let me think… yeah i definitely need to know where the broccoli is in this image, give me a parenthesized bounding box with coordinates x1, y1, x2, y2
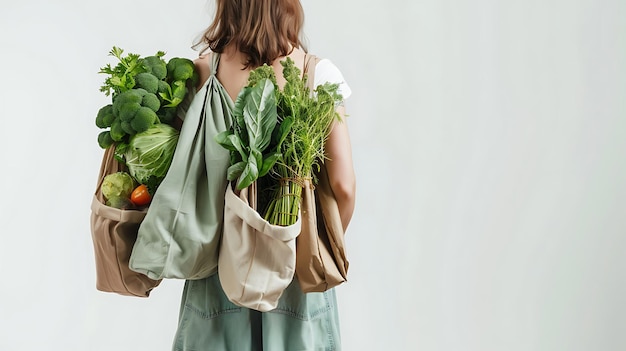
(130, 107, 158, 133)
(121, 120, 134, 134)
(142, 92, 160, 112)
(110, 119, 126, 141)
(134, 72, 159, 94)
(142, 54, 167, 80)
(167, 57, 197, 82)
(96, 104, 115, 128)
(118, 102, 139, 122)
(98, 131, 114, 149)
(111, 88, 161, 136)
(96, 48, 201, 149)
(112, 89, 142, 115)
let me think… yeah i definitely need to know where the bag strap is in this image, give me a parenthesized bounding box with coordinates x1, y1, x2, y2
(210, 52, 220, 76)
(94, 146, 125, 196)
(303, 53, 320, 92)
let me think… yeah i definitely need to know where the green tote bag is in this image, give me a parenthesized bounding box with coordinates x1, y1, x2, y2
(129, 54, 233, 280)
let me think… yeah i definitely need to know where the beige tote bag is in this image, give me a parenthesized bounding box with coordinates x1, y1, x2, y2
(294, 55, 350, 293)
(296, 163, 349, 292)
(218, 182, 301, 312)
(90, 146, 161, 297)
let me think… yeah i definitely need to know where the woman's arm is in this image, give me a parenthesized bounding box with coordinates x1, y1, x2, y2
(324, 106, 356, 232)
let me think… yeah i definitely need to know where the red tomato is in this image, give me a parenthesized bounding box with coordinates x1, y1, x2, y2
(130, 184, 151, 206)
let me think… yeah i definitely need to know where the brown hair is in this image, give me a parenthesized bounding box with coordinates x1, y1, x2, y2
(194, 0, 305, 68)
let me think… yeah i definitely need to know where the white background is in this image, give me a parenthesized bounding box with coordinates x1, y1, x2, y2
(1, 0, 625, 350)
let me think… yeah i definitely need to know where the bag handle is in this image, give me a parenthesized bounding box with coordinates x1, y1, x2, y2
(95, 147, 113, 192)
(94, 146, 125, 196)
(210, 52, 220, 77)
(303, 53, 320, 92)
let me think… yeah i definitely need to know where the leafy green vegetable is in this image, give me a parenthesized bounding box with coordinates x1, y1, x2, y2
(96, 47, 199, 149)
(99, 47, 145, 97)
(124, 123, 179, 192)
(155, 57, 198, 108)
(159, 80, 188, 108)
(215, 78, 280, 190)
(215, 57, 343, 224)
(95, 47, 200, 196)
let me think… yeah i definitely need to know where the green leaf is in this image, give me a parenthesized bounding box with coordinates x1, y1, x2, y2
(227, 161, 246, 181)
(232, 86, 250, 144)
(114, 142, 129, 164)
(233, 86, 250, 119)
(159, 81, 186, 107)
(237, 157, 259, 190)
(243, 78, 277, 153)
(275, 116, 294, 147)
(259, 151, 281, 177)
(163, 97, 183, 108)
(215, 130, 236, 151)
(124, 124, 179, 186)
(228, 134, 247, 161)
(251, 149, 263, 171)
(171, 81, 187, 100)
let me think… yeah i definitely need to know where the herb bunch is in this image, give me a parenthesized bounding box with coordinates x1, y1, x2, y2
(262, 58, 343, 226)
(216, 57, 343, 226)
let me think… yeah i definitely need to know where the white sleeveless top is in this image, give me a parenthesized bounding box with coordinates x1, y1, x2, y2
(314, 59, 352, 100)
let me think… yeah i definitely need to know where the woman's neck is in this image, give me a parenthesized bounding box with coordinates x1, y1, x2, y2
(221, 43, 301, 68)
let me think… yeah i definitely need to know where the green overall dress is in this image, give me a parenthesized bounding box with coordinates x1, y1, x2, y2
(172, 53, 342, 351)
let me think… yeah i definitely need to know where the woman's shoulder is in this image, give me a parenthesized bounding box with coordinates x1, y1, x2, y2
(193, 53, 213, 89)
(194, 53, 212, 73)
(307, 55, 352, 100)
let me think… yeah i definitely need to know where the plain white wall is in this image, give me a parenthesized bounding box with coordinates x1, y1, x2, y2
(1, 0, 624, 350)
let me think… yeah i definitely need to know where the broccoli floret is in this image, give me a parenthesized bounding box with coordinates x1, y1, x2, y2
(167, 57, 196, 82)
(134, 72, 159, 94)
(130, 107, 158, 133)
(96, 104, 115, 128)
(143, 55, 167, 80)
(142, 92, 160, 112)
(111, 88, 161, 134)
(112, 90, 142, 115)
(121, 120, 135, 134)
(103, 109, 116, 127)
(118, 102, 140, 122)
(110, 119, 126, 141)
(98, 131, 114, 149)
